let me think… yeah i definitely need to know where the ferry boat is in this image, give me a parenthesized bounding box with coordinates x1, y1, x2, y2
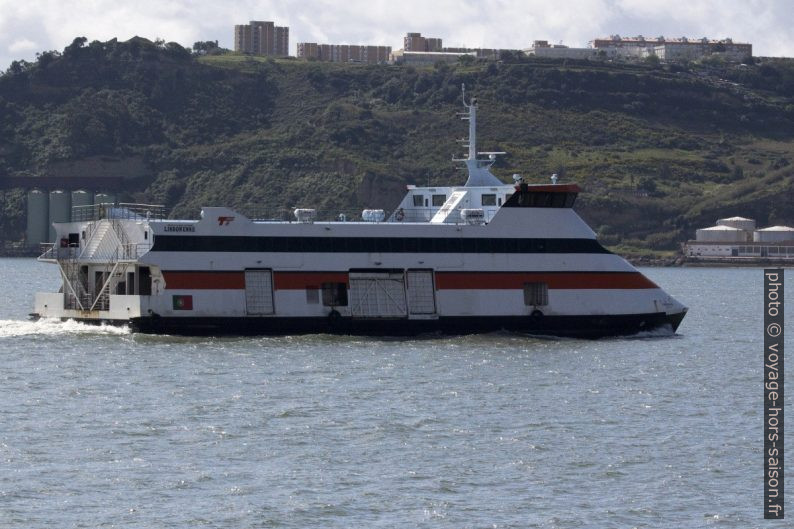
(32, 88, 687, 337)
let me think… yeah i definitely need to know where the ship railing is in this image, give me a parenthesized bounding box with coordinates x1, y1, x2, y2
(386, 208, 497, 223)
(387, 208, 434, 223)
(119, 242, 151, 261)
(71, 203, 166, 222)
(38, 242, 81, 261)
(238, 207, 497, 224)
(39, 241, 150, 263)
(240, 207, 380, 222)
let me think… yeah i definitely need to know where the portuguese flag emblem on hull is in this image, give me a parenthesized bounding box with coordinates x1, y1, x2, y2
(172, 295, 193, 310)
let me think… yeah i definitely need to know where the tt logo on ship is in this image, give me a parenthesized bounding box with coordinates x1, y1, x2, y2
(217, 216, 235, 226)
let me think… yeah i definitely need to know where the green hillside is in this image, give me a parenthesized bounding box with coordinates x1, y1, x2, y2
(1, 37, 794, 254)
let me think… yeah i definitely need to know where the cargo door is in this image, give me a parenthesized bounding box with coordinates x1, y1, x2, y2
(349, 272, 407, 318)
(406, 270, 436, 315)
(245, 269, 274, 315)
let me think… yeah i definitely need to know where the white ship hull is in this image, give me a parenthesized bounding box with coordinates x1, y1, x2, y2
(32, 200, 687, 338)
(32, 90, 687, 337)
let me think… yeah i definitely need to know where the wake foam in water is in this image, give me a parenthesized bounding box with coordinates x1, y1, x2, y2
(0, 318, 130, 338)
(629, 324, 676, 339)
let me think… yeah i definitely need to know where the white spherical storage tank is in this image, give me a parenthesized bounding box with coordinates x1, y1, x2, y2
(753, 226, 794, 243)
(26, 189, 49, 248)
(48, 190, 71, 243)
(71, 190, 93, 207)
(94, 192, 116, 206)
(71, 190, 93, 222)
(695, 225, 747, 242)
(717, 216, 756, 231)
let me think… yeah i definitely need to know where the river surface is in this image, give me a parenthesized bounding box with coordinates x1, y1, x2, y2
(0, 258, 790, 528)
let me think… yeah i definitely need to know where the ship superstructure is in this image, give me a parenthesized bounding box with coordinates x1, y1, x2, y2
(33, 88, 687, 337)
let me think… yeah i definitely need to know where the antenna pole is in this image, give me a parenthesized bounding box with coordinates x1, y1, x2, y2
(468, 97, 477, 161)
(461, 83, 477, 161)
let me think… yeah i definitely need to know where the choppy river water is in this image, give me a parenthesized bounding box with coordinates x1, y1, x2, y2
(0, 259, 790, 528)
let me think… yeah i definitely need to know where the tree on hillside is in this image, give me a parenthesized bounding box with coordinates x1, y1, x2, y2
(64, 37, 87, 58)
(193, 40, 220, 55)
(499, 50, 519, 62)
(644, 54, 660, 67)
(5, 60, 30, 75)
(35, 50, 60, 69)
(458, 54, 475, 66)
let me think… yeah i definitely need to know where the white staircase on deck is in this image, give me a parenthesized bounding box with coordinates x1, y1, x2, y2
(430, 190, 468, 224)
(80, 220, 129, 262)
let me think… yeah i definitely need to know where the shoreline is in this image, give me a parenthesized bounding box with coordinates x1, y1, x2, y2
(0, 248, 40, 258)
(625, 256, 794, 268)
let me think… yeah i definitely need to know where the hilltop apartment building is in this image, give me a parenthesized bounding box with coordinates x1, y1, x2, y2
(296, 43, 391, 64)
(392, 33, 517, 64)
(404, 32, 443, 52)
(234, 20, 289, 56)
(591, 35, 752, 61)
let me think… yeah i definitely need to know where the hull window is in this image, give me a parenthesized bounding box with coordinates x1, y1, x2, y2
(406, 270, 436, 315)
(349, 272, 407, 318)
(523, 282, 549, 306)
(245, 269, 274, 315)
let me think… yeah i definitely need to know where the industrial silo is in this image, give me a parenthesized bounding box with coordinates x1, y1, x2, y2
(70, 190, 93, 221)
(717, 216, 756, 231)
(753, 226, 794, 243)
(695, 225, 746, 242)
(25, 189, 49, 249)
(48, 190, 71, 243)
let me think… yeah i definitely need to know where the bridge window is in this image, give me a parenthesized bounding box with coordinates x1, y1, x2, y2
(506, 191, 578, 208)
(413, 195, 424, 207)
(432, 194, 446, 206)
(481, 194, 496, 206)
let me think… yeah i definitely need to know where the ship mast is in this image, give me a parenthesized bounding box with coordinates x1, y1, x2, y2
(463, 84, 477, 161)
(454, 84, 505, 187)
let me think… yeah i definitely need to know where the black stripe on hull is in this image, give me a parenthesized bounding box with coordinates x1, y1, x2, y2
(115, 311, 686, 339)
(151, 235, 610, 254)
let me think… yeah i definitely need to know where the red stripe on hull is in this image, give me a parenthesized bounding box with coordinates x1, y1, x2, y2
(435, 272, 657, 290)
(274, 272, 349, 290)
(163, 271, 245, 290)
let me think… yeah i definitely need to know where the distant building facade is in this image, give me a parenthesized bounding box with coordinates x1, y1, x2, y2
(404, 32, 443, 52)
(591, 35, 752, 61)
(523, 40, 606, 60)
(397, 33, 514, 63)
(234, 20, 289, 56)
(296, 43, 391, 64)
